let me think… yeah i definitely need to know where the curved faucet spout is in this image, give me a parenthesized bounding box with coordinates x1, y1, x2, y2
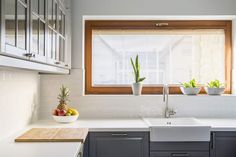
(163, 84, 176, 118)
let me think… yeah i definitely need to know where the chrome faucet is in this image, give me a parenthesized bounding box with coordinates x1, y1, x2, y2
(163, 84, 176, 118)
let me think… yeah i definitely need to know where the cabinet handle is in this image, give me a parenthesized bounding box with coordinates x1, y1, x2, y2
(24, 53, 35, 58)
(171, 153, 189, 157)
(55, 61, 60, 64)
(65, 64, 69, 67)
(111, 133, 127, 136)
(211, 132, 216, 149)
(156, 23, 169, 27)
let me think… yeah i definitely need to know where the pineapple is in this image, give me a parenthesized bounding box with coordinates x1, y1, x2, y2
(57, 85, 70, 111)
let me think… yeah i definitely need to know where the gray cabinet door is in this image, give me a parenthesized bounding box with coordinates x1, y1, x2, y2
(211, 132, 236, 157)
(89, 132, 149, 157)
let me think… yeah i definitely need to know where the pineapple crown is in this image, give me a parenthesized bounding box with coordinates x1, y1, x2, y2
(57, 85, 70, 103)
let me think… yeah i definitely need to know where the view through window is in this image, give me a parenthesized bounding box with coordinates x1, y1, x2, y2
(92, 29, 225, 86)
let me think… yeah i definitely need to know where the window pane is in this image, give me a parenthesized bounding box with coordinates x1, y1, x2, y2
(53, 1, 57, 29)
(92, 29, 225, 86)
(32, 15, 39, 53)
(58, 10, 65, 36)
(39, 21, 45, 56)
(58, 10, 62, 34)
(32, 0, 39, 14)
(39, 0, 45, 19)
(53, 31, 57, 59)
(5, 0, 16, 46)
(48, 0, 53, 27)
(17, 2, 26, 50)
(59, 36, 65, 62)
(48, 28, 53, 59)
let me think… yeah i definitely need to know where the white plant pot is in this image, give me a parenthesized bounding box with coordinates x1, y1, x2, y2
(204, 87, 225, 95)
(132, 83, 142, 95)
(180, 87, 201, 95)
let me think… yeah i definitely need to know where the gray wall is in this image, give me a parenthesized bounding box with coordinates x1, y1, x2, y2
(71, 0, 236, 68)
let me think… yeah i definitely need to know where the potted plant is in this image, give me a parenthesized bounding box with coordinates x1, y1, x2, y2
(130, 55, 146, 95)
(180, 79, 201, 95)
(205, 79, 225, 95)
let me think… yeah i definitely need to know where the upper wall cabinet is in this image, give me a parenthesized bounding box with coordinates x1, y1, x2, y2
(0, 0, 71, 74)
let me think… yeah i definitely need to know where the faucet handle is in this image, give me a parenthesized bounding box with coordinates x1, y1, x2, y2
(169, 108, 177, 115)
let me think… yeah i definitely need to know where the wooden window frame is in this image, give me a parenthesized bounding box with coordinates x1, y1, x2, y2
(85, 20, 232, 94)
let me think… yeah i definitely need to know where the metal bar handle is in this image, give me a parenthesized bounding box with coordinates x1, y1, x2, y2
(211, 132, 216, 149)
(171, 153, 189, 157)
(111, 133, 127, 136)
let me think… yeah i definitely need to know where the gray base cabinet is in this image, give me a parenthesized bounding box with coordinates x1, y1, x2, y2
(88, 132, 149, 157)
(210, 132, 236, 157)
(150, 142, 210, 157)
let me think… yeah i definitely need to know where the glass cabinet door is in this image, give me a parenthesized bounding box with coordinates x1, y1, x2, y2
(5, 0, 28, 57)
(30, 0, 46, 62)
(17, 2, 27, 50)
(57, 6, 67, 67)
(46, 0, 68, 67)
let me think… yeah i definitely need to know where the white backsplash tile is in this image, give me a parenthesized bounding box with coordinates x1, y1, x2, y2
(0, 68, 40, 140)
(39, 69, 236, 120)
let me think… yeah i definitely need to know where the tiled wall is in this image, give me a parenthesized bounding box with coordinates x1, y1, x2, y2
(0, 69, 40, 140)
(39, 69, 236, 120)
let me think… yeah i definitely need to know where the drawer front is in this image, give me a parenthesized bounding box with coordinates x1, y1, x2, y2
(150, 142, 210, 151)
(151, 151, 209, 157)
(90, 132, 149, 138)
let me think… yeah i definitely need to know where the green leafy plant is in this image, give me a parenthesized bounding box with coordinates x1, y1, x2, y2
(207, 79, 225, 88)
(130, 55, 146, 83)
(181, 79, 198, 88)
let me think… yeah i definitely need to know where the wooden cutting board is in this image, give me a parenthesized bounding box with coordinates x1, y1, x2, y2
(15, 128, 88, 143)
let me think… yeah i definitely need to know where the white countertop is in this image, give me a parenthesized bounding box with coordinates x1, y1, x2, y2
(1, 118, 236, 157)
(198, 118, 236, 131)
(31, 118, 150, 132)
(0, 131, 81, 157)
(28, 118, 236, 132)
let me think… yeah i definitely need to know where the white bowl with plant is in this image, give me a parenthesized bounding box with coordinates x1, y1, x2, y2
(130, 55, 146, 95)
(204, 79, 225, 95)
(52, 85, 79, 123)
(180, 79, 201, 95)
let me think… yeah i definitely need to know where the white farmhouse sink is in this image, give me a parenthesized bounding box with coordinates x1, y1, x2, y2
(144, 118, 211, 142)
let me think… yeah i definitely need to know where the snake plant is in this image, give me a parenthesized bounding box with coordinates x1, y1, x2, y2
(130, 55, 146, 83)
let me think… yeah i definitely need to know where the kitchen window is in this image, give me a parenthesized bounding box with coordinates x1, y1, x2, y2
(85, 20, 232, 94)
